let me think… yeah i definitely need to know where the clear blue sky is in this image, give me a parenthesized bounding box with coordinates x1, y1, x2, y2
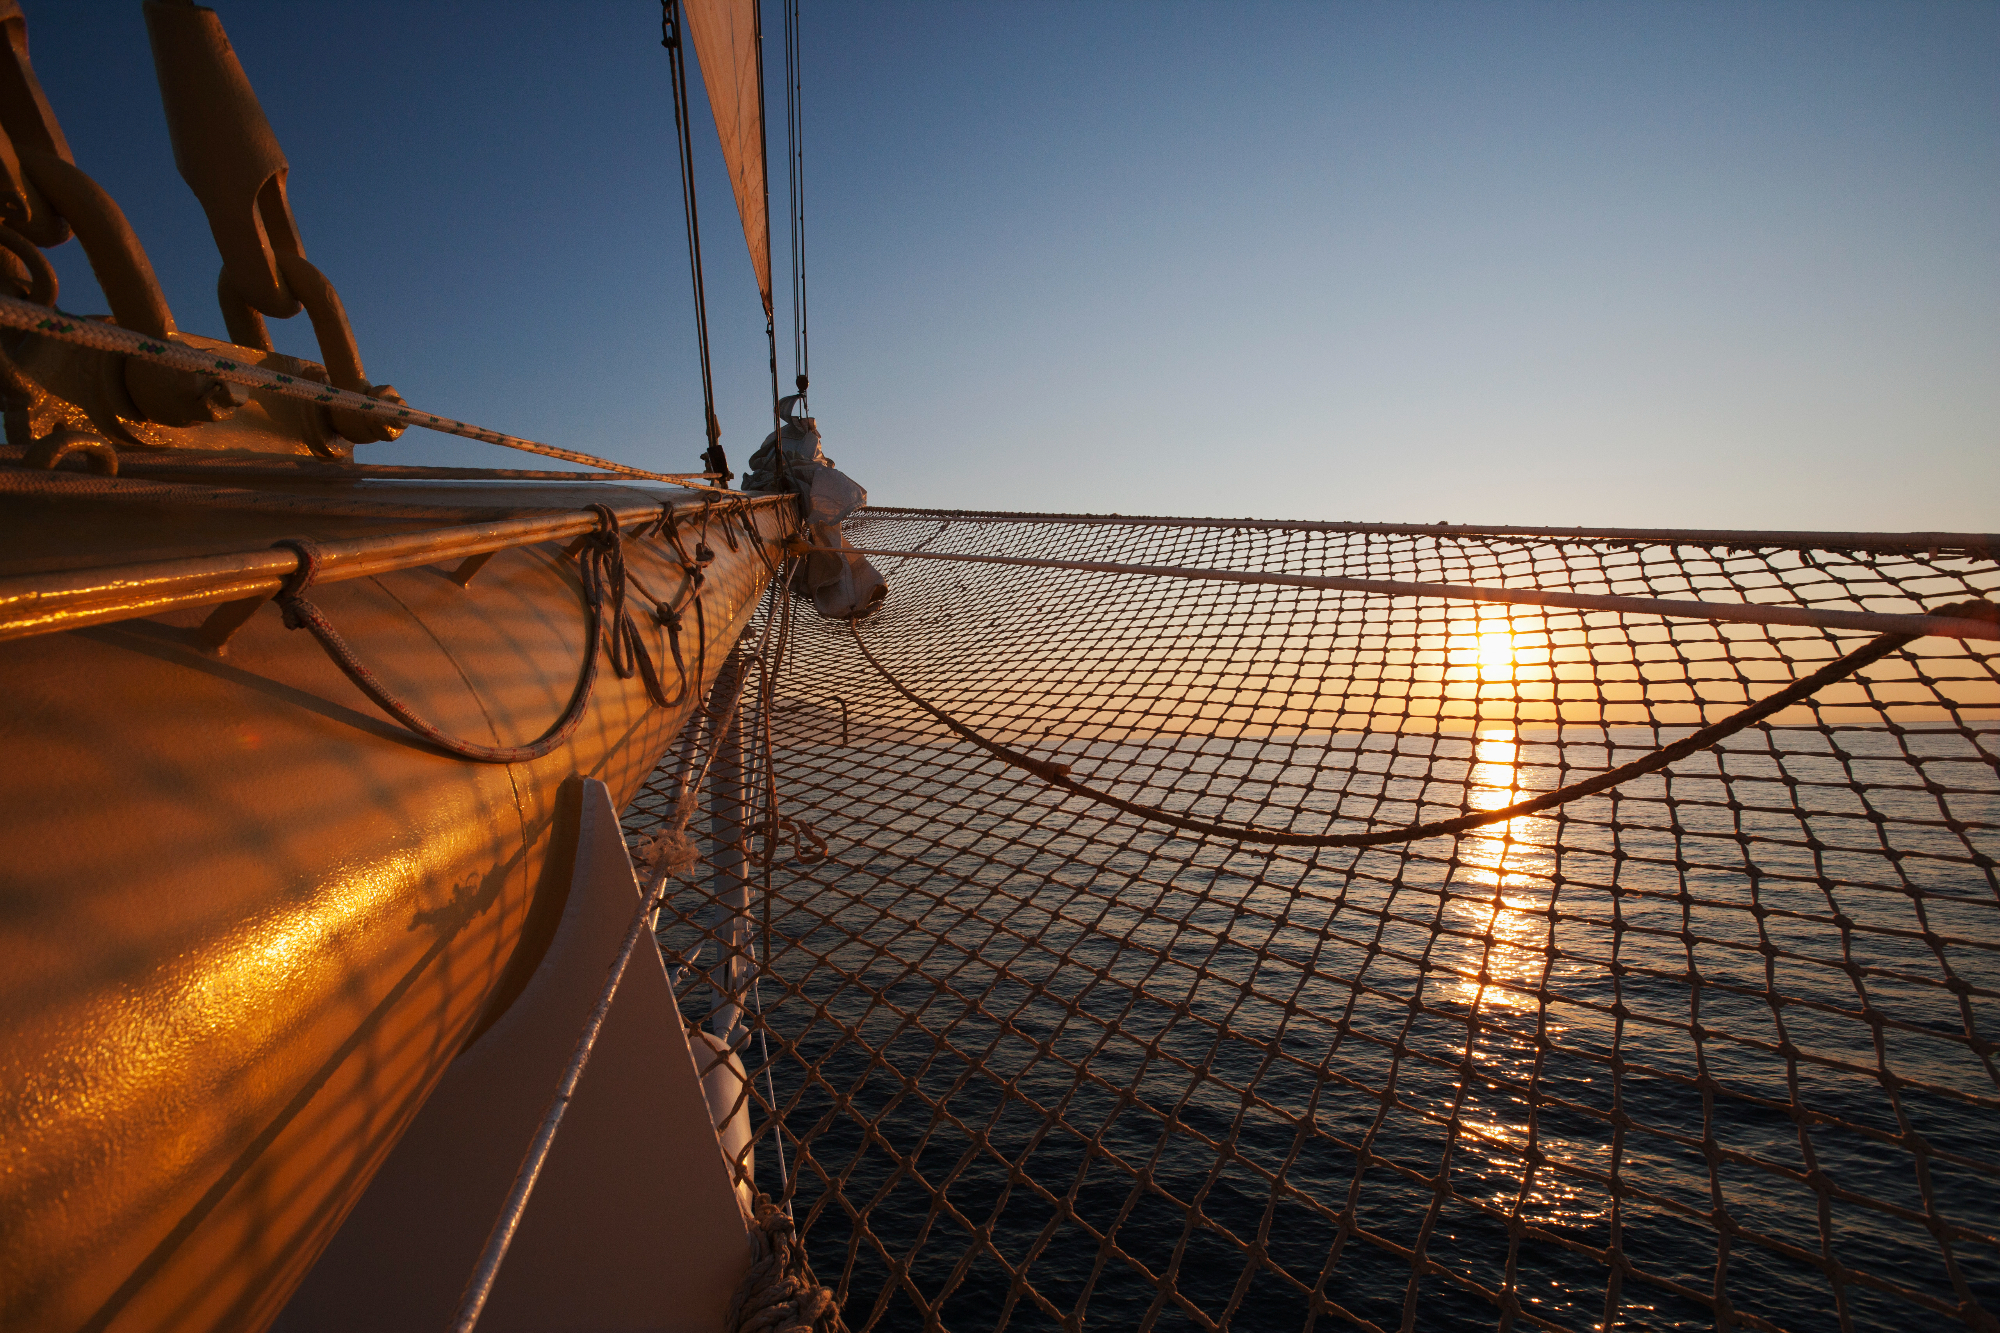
(29, 2, 2000, 530)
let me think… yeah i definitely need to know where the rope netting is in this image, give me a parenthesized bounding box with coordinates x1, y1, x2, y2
(625, 510, 2000, 1333)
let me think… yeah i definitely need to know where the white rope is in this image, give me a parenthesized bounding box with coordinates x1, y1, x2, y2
(0, 294, 714, 487)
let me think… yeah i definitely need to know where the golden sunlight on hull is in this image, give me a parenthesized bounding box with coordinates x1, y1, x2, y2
(0, 488, 788, 1333)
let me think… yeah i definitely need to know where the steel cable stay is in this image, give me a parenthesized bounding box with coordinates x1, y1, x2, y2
(661, 0, 728, 483)
(848, 600, 1997, 849)
(782, 0, 809, 406)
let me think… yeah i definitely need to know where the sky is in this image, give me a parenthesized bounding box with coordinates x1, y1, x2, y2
(26, 1, 2000, 531)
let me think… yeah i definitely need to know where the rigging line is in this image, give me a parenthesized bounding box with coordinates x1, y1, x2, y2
(661, 0, 724, 478)
(854, 505, 2000, 558)
(754, 567, 798, 1210)
(812, 545, 2000, 643)
(745, 13, 803, 508)
(782, 0, 808, 399)
(0, 295, 721, 489)
(266, 508, 698, 765)
(748, 0, 792, 501)
(848, 604, 1995, 849)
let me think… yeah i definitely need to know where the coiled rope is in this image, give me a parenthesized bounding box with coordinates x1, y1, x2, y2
(274, 534, 602, 763)
(849, 598, 1997, 848)
(726, 1196, 843, 1333)
(580, 503, 680, 709)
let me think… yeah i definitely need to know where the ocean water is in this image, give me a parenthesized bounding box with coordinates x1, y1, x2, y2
(655, 724, 2000, 1331)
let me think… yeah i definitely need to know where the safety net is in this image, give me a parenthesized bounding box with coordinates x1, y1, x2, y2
(623, 509, 2000, 1333)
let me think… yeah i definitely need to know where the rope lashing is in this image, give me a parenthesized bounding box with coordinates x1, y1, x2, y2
(746, 814, 828, 867)
(271, 501, 756, 763)
(0, 292, 714, 487)
(637, 644, 757, 883)
(849, 598, 1997, 849)
(725, 1195, 843, 1333)
(638, 506, 718, 707)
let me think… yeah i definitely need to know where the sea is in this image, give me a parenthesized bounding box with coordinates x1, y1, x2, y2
(659, 723, 1999, 1331)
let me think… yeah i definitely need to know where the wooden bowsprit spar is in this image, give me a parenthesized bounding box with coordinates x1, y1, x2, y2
(0, 1, 818, 1331)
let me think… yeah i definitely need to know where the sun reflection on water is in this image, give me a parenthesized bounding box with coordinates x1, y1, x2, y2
(1439, 726, 1608, 1230)
(1445, 727, 1559, 1016)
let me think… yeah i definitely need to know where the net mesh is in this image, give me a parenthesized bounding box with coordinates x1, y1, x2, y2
(624, 510, 2000, 1333)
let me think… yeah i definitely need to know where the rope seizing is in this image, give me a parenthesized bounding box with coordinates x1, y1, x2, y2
(848, 598, 1997, 848)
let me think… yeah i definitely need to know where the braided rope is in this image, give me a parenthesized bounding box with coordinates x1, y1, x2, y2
(0, 292, 709, 485)
(725, 1196, 843, 1333)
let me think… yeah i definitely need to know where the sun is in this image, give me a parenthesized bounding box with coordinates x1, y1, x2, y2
(1479, 629, 1514, 678)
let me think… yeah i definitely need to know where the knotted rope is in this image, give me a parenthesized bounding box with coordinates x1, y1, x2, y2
(724, 1196, 843, 1333)
(581, 503, 684, 708)
(849, 598, 1998, 848)
(635, 635, 757, 877)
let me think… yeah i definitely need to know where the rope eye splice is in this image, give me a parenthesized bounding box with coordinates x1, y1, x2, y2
(262, 503, 751, 764)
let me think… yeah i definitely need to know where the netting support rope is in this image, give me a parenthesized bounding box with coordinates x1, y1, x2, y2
(830, 546, 2000, 643)
(849, 598, 1997, 849)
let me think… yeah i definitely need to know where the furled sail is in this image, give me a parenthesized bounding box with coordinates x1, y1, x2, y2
(682, 0, 771, 316)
